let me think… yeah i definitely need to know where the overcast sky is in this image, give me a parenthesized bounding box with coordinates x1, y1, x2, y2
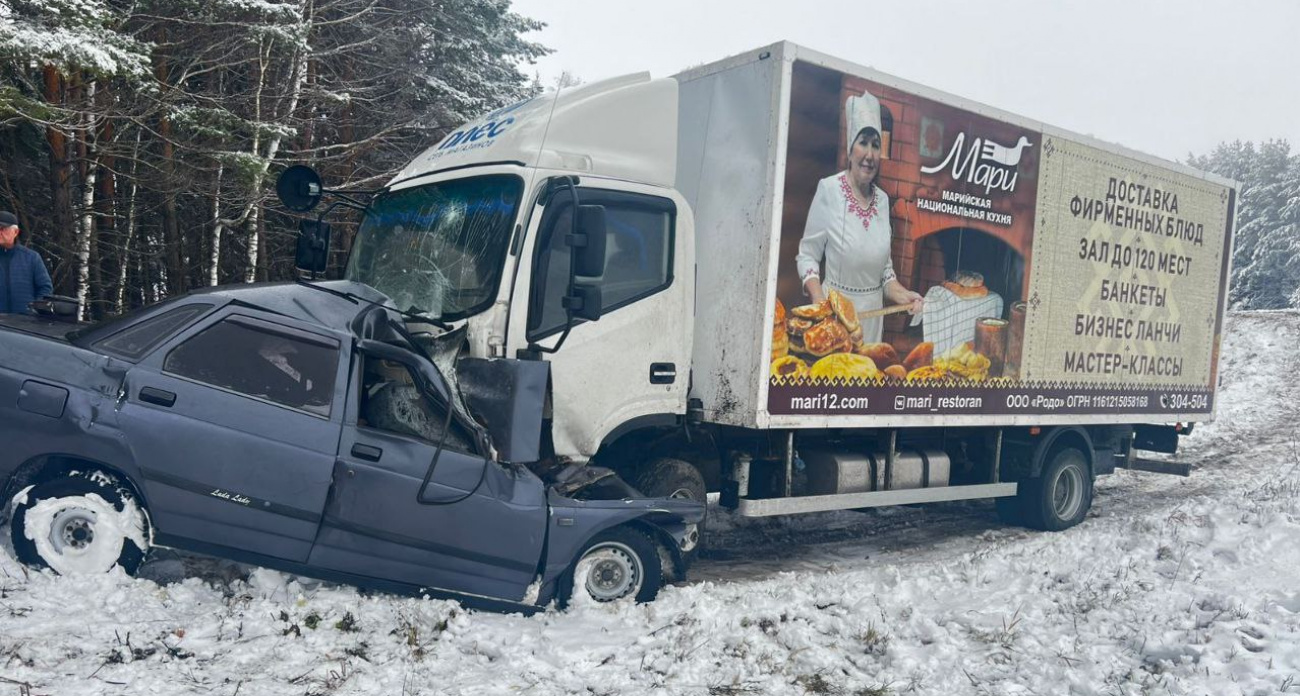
(509, 0, 1300, 163)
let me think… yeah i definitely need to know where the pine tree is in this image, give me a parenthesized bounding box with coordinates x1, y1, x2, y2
(1189, 139, 1300, 310)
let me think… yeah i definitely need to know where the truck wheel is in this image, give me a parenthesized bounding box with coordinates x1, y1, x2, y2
(10, 471, 150, 576)
(559, 526, 663, 606)
(630, 458, 706, 556)
(1019, 447, 1092, 531)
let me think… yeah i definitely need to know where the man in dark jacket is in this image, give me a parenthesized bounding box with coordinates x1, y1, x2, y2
(0, 211, 53, 314)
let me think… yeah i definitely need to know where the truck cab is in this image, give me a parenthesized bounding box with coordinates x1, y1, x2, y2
(338, 74, 698, 483)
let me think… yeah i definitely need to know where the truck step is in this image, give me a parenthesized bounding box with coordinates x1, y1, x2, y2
(735, 482, 1018, 517)
(1125, 457, 1192, 477)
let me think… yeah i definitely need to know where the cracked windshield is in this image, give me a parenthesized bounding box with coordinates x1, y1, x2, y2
(345, 175, 523, 319)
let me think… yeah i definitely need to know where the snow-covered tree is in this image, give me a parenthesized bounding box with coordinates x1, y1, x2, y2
(1189, 140, 1300, 310)
(0, 0, 546, 316)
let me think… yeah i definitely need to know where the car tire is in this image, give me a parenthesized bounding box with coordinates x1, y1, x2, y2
(10, 471, 150, 576)
(558, 526, 663, 607)
(1018, 447, 1092, 531)
(630, 457, 706, 558)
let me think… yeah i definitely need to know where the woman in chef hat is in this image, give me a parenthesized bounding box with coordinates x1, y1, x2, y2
(795, 89, 924, 343)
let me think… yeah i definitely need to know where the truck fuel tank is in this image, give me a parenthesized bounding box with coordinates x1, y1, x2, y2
(803, 448, 951, 495)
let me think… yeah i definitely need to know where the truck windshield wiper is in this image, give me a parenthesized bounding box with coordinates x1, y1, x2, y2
(294, 279, 451, 330)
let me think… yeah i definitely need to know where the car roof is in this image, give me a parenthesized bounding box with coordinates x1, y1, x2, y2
(189, 280, 392, 333)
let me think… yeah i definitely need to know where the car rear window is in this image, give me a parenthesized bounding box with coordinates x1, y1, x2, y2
(94, 304, 214, 361)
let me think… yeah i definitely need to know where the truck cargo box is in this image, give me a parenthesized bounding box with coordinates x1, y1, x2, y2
(676, 42, 1235, 431)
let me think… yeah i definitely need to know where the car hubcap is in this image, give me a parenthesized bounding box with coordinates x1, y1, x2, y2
(583, 543, 642, 602)
(1051, 466, 1084, 520)
(50, 508, 98, 554)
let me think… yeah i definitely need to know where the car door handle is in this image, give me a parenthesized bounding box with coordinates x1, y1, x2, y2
(139, 387, 177, 407)
(351, 443, 382, 462)
(650, 362, 676, 385)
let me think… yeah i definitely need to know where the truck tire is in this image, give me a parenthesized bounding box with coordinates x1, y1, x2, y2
(10, 471, 150, 576)
(630, 457, 706, 557)
(558, 526, 663, 606)
(1015, 447, 1093, 531)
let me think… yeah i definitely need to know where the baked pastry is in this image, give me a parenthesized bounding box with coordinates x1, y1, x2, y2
(770, 355, 809, 379)
(935, 342, 991, 381)
(942, 270, 988, 299)
(774, 298, 786, 327)
(786, 317, 814, 336)
(855, 342, 900, 367)
(906, 365, 947, 381)
(810, 353, 879, 381)
(826, 290, 860, 335)
(883, 364, 907, 381)
(903, 342, 934, 371)
(771, 323, 789, 361)
(802, 318, 851, 357)
(943, 281, 989, 299)
(790, 301, 833, 320)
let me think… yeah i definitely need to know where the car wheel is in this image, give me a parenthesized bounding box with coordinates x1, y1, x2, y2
(631, 457, 706, 557)
(559, 526, 663, 607)
(10, 471, 150, 576)
(1020, 447, 1092, 531)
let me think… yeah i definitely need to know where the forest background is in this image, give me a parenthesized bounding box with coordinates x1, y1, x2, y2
(2, 0, 1297, 319)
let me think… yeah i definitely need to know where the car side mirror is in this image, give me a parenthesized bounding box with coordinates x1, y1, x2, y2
(567, 204, 606, 277)
(296, 220, 331, 274)
(563, 283, 602, 322)
(276, 165, 323, 212)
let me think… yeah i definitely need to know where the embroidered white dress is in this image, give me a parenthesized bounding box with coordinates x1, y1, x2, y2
(796, 172, 896, 343)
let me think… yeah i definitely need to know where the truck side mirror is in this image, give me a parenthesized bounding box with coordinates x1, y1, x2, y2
(276, 165, 323, 212)
(567, 204, 607, 277)
(563, 283, 602, 322)
(295, 220, 331, 274)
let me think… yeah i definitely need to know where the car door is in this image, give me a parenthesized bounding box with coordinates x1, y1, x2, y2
(507, 182, 693, 459)
(308, 352, 548, 601)
(116, 309, 346, 562)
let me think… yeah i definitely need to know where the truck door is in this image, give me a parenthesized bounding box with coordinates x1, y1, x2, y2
(508, 182, 693, 459)
(308, 354, 547, 601)
(116, 310, 345, 562)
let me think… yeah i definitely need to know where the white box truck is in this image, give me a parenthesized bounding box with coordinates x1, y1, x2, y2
(290, 41, 1236, 536)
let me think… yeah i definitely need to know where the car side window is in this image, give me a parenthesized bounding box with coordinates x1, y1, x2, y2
(95, 304, 213, 361)
(527, 189, 675, 339)
(163, 316, 340, 417)
(357, 356, 476, 452)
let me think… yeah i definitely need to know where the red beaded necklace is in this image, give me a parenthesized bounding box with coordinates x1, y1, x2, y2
(838, 172, 878, 230)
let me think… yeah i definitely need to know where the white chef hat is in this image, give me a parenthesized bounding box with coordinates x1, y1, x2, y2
(845, 90, 883, 153)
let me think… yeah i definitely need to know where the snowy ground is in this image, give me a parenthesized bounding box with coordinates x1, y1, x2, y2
(0, 311, 1297, 696)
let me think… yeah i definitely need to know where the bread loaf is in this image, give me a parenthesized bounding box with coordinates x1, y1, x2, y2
(942, 281, 989, 299)
(903, 341, 934, 371)
(855, 342, 900, 367)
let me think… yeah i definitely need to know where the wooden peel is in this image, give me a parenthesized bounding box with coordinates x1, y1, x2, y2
(856, 304, 914, 319)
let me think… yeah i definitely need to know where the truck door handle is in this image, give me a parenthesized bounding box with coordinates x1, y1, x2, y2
(650, 362, 676, 385)
(351, 443, 382, 462)
(139, 387, 176, 407)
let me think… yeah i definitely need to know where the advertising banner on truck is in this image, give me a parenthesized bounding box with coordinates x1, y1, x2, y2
(767, 65, 1232, 418)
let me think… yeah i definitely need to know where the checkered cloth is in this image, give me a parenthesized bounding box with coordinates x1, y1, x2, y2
(910, 286, 1004, 355)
